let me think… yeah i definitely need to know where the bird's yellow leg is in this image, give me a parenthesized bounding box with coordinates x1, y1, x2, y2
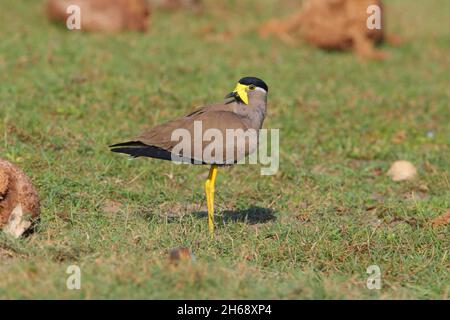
(205, 178, 212, 232)
(205, 165, 218, 234)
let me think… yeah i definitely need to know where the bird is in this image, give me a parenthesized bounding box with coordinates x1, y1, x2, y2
(110, 77, 269, 234)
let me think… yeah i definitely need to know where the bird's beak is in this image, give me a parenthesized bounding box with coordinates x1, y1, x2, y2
(225, 83, 249, 105)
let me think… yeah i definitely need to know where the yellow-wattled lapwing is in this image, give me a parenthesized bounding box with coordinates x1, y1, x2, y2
(110, 77, 269, 234)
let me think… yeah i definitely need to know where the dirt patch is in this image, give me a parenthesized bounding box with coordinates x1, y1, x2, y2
(431, 210, 450, 228)
(102, 199, 123, 214)
(46, 0, 151, 32)
(168, 247, 195, 265)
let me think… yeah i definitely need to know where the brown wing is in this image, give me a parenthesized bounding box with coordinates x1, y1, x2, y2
(142, 105, 257, 163)
(111, 103, 256, 164)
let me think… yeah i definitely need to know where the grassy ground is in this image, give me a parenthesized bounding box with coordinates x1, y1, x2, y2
(0, 0, 448, 299)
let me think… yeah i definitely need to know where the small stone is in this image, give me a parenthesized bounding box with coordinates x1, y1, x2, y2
(3, 204, 33, 239)
(386, 160, 417, 182)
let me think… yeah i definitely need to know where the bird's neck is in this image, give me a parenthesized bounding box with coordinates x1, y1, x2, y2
(235, 102, 267, 130)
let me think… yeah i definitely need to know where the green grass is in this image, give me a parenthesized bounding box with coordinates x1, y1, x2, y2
(0, 0, 449, 299)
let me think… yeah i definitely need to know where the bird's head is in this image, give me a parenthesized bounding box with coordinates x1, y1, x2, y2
(225, 77, 268, 105)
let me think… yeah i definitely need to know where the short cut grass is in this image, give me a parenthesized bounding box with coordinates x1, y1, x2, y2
(0, 0, 448, 299)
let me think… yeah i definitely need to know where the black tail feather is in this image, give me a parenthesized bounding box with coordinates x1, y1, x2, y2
(110, 142, 173, 160)
(109, 141, 147, 148)
(109, 141, 207, 164)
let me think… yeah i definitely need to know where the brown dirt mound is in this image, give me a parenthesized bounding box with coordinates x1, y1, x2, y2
(0, 168, 9, 196)
(46, 0, 151, 33)
(0, 158, 40, 238)
(259, 0, 400, 60)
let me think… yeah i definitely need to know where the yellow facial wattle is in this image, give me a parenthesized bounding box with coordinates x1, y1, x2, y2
(233, 83, 249, 105)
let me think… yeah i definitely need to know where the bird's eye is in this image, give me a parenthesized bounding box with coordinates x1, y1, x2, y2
(249, 85, 256, 90)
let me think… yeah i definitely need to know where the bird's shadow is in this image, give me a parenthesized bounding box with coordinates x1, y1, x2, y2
(191, 206, 276, 225)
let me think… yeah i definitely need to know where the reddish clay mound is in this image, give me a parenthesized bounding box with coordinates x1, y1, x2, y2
(0, 158, 40, 238)
(46, 0, 151, 32)
(259, 0, 399, 60)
